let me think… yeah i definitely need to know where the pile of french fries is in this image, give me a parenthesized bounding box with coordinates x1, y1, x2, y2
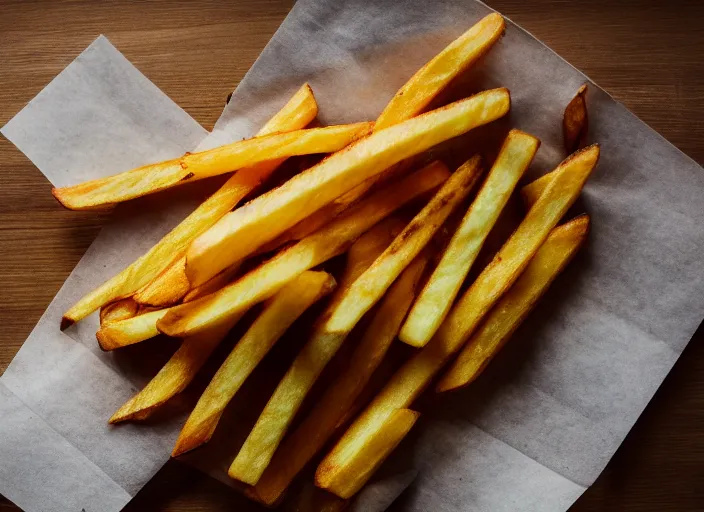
(55, 12, 596, 509)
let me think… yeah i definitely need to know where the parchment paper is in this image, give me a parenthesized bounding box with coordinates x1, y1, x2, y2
(2, 0, 704, 511)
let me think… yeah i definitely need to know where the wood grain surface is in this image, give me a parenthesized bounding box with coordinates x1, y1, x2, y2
(1, 0, 702, 510)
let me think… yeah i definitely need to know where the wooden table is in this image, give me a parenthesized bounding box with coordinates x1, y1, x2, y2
(1, 0, 702, 510)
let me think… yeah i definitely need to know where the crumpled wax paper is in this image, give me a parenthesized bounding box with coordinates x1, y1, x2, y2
(2, 0, 704, 511)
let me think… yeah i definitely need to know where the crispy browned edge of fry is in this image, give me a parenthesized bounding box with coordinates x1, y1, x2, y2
(99, 298, 139, 325)
(563, 84, 588, 153)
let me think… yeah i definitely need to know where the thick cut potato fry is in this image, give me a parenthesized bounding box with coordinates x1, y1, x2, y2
(96, 309, 168, 351)
(252, 254, 428, 506)
(264, 158, 415, 251)
(316, 409, 420, 499)
(172, 271, 336, 456)
(185, 89, 510, 287)
(109, 313, 245, 423)
(521, 169, 555, 208)
(563, 84, 588, 153)
(325, 155, 483, 334)
(316, 148, 599, 494)
(399, 130, 540, 347)
(226, 219, 403, 486)
(181, 263, 241, 303)
(52, 122, 371, 210)
(437, 215, 589, 392)
(133, 257, 191, 307)
(61, 84, 318, 327)
(99, 298, 139, 325)
(157, 162, 450, 338)
(375, 13, 505, 130)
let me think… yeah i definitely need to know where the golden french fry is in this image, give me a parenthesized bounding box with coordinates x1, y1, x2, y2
(99, 298, 139, 325)
(109, 313, 245, 423)
(185, 89, 510, 287)
(226, 219, 404, 486)
(172, 271, 336, 456)
(133, 257, 191, 307)
(316, 409, 420, 499)
(375, 13, 505, 130)
(437, 214, 590, 392)
(252, 254, 428, 506)
(316, 147, 599, 497)
(96, 309, 168, 351)
(157, 161, 450, 338)
(271, 157, 419, 249)
(521, 169, 554, 209)
(399, 130, 540, 347)
(52, 122, 371, 210)
(563, 84, 588, 153)
(61, 84, 318, 327)
(181, 263, 241, 303)
(325, 155, 483, 334)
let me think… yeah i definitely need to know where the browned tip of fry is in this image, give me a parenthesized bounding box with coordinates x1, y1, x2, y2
(60, 316, 74, 331)
(108, 400, 153, 424)
(96, 329, 118, 351)
(563, 84, 589, 154)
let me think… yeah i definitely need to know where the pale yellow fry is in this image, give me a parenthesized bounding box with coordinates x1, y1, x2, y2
(52, 122, 371, 210)
(437, 215, 589, 392)
(375, 13, 505, 130)
(61, 84, 318, 326)
(252, 254, 428, 506)
(109, 313, 244, 423)
(181, 263, 241, 303)
(325, 155, 483, 334)
(399, 129, 540, 347)
(172, 271, 336, 456)
(316, 409, 420, 499)
(157, 162, 450, 338)
(99, 298, 139, 326)
(226, 220, 403, 486)
(185, 89, 510, 287)
(96, 309, 168, 351)
(521, 169, 555, 209)
(316, 148, 599, 490)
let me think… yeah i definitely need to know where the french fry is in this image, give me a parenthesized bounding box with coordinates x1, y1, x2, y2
(272, 159, 415, 248)
(181, 263, 241, 303)
(109, 313, 245, 423)
(375, 13, 505, 130)
(316, 409, 420, 499)
(61, 84, 319, 327)
(563, 84, 589, 153)
(157, 161, 450, 338)
(325, 155, 483, 334)
(399, 130, 540, 347)
(437, 214, 590, 392)
(99, 298, 139, 325)
(252, 254, 429, 506)
(133, 257, 191, 307)
(521, 169, 555, 209)
(185, 89, 510, 287)
(226, 219, 404, 486)
(316, 147, 599, 498)
(172, 271, 336, 456)
(96, 309, 168, 351)
(52, 122, 371, 210)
